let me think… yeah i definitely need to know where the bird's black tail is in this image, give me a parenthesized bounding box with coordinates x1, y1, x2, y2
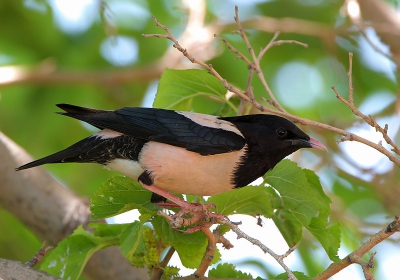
(16, 104, 124, 171)
(16, 136, 102, 171)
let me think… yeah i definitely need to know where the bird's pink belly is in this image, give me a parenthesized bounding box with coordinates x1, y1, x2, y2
(139, 142, 246, 196)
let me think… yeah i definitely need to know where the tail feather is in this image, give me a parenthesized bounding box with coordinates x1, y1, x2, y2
(16, 137, 101, 171)
(16, 150, 72, 170)
(16, 104, 122, 171)
(56, 103, 120, 130)
(56, 104, 107, 114)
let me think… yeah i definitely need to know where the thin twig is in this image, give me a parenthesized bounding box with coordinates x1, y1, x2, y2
(150, 246, 176, 280)
(213, 226, 234, 249)
(194, 227, 216, 278)
(349, 254, 375, 280)
(214, 34, 257, 116)
(25, 241, 53, 267)
(233, 6, 258, 67)
(220, 219, 298, 280)
(279, 243, 299, 261)
(143, 7, 400, 280)
(313, 216, 400, 280)
(332, 52, 400, 157)
(235, 7, 400, 163)
(347, 52, 354, 105)
(359, 29, 392, 60)
(271, 40, 309, 48)
(360, 252, 376, 280)
(234, 8, 287, 112)
(240, 68, 256, 116)
(214, 34, 254, 67)
(143, 17, 267, 113)
(143, 9, 400, 168)
(160, 247, 176, 268)
(345, 2, 392, 61)
(258, 31, 281, 59)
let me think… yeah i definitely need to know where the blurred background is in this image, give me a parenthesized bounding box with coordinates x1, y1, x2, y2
(0, 0, 399, 279)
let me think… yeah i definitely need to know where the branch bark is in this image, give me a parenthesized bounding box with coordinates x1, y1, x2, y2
(313, 216, 400, 280)
(143, 13, 400, 168)
(142, 8, 400, 279)
(0, 258, 60, 280)
(0, 64, 163, 87)
(0, 131, 149, 280)
(357, 0, 400, 68)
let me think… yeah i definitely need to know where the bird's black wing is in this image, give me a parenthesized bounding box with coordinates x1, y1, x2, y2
(57, 104, 245, 155)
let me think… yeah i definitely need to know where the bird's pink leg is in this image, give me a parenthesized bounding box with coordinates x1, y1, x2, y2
(140, 183, 208, 211)
(140, 182, 228, 231)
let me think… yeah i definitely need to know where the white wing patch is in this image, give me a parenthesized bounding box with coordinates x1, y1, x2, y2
(93, 129, 123, 139)
(177, 111, 243, 137)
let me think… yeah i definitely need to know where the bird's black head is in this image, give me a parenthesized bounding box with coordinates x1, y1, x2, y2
(253, 114, 326, 155)
(222, 114, 326, 188)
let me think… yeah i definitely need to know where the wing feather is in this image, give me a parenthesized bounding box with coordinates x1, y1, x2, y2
(57, 104, 245, 155)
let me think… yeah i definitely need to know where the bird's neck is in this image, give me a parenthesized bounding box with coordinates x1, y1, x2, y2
(231, 145, 279, 188)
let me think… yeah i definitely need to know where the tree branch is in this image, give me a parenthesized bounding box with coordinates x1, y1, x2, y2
(142, 8, 400, 168)
(332, 52, 400, 156)
(25, 241, 53, 267)
(194, 227, 217, 278)
(313, 216, 400, 280)
(0, 63, 163, 87)
(150, 246, 175, 280)
(142, 7, 400, 280)
(0, 258, 60, 280)
(0, 131, 149, 280)
(219, 219, 298, 280)
(356, 0, 400, 67)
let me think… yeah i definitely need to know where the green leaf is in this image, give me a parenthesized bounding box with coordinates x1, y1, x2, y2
(265, 160, 340, 261)
(307, 219, 341, 262)
(90, 176, 159, 220)
(39, 224, 122, 280)
(273, 271, 310, 280)
(208, 263, 253, 279)
(304, 169, 331, 205)
(207, 186, 273, 217)
(272, 208, 303, 246)
(152, 216, 208, 268)
(120, 222, 146, 267)
(89, 223, 130, 238)
(304, 171, 341, 262)
(265, 160, 320, 226)
(153, 69, 237, 113)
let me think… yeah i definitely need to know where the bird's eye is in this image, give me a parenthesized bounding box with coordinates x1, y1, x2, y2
(276, 128, 287, 137)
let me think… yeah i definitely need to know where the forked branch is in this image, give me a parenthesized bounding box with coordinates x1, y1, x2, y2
(143, 7, 400, 168)
(143, 6, 400, 279)
(313, 216, 400, 280)
(332, 54, 400, 156)
(220, 219, 298, 280)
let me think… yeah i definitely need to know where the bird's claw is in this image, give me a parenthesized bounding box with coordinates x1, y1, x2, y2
(157, 203, 228, 233)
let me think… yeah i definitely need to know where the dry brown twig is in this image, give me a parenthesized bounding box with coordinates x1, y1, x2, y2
(150, 246, 176, 280)
(219, 219, 298, 280)
(344, 0, 392, 61)
(313, 216, 400, 280)
(332, 55, 400, 156)
(143, 17, 267, 113)
(143, 5, 400, 279)
(25, 241, 53, 267)
(194, 227, 217, 278)
(213, 226, 234, 250)
(143, 6, 400, 168)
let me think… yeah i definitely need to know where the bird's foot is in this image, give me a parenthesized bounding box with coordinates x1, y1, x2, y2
(158, 203, 228, 233)
(141, 182, 228, 232)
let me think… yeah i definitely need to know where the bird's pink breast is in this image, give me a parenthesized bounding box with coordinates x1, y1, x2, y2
(139, 141, 247, 196)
